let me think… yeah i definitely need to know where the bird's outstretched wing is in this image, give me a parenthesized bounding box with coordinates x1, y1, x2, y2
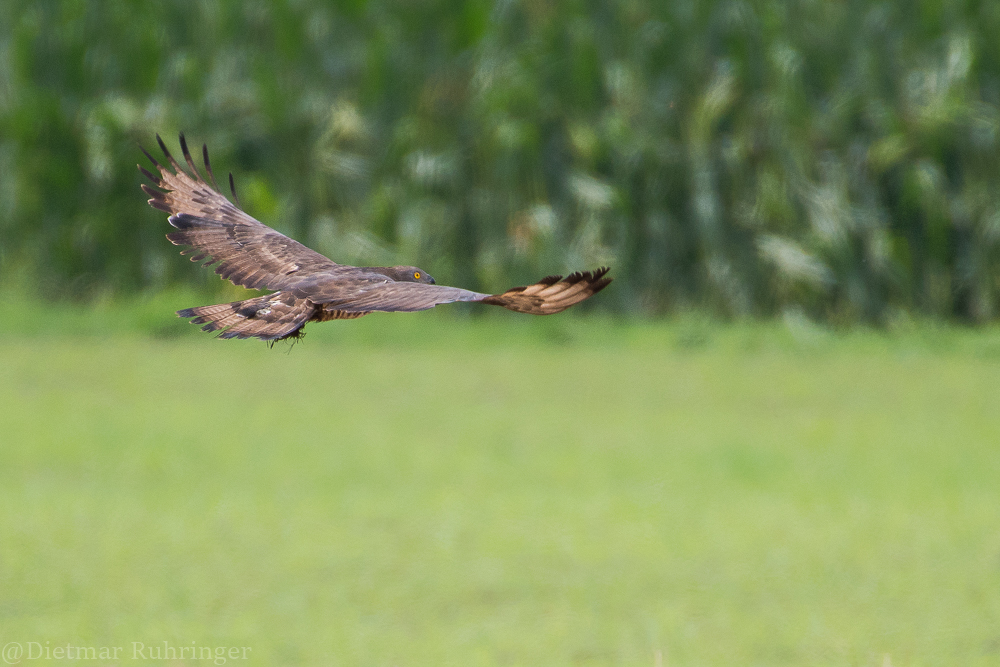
(480, 268, 612, 314)
(145, 134, 612, 336)
(139, 134, 342, 291)
(295, 267, 612, 315)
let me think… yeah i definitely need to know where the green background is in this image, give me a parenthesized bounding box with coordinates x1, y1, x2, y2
(3, 2, 1000, 665)
(4, 0, 1000, 322)
(2, 311, 1000, 665)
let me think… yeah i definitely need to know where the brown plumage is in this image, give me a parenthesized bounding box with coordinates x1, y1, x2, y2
(141, 134, 612, 341)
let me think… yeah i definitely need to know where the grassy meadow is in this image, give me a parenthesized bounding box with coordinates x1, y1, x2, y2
(1, 300, 999, 665)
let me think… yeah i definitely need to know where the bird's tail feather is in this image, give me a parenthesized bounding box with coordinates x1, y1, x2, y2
(178, 292, 314, 341)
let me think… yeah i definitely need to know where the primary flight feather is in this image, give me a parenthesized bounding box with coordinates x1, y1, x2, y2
(140, 134, 612, 341)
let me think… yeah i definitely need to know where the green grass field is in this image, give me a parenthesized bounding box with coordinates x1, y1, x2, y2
(2, 302, 999, 665)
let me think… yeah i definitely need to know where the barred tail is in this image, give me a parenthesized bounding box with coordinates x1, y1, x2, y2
(178, 292, 315, 341)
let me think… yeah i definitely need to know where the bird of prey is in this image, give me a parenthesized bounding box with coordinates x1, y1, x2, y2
(140, 134, 612, 342)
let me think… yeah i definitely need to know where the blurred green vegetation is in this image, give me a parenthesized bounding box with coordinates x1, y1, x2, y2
(2, 331, 999, 664)
(4, 1, 1000, 323)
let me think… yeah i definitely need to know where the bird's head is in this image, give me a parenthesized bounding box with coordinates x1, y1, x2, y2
(386, 266, 435, 284)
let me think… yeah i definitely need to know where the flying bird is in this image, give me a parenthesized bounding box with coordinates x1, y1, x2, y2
(140, 134, 612, 341)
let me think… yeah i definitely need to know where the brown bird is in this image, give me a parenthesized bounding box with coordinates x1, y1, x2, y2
(140, 134, 612, 341)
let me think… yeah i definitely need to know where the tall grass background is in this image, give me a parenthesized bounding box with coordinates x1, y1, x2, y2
(3, 1, 1000, 323)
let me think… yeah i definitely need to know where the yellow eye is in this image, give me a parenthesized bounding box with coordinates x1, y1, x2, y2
(414, 272, 421, 280)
